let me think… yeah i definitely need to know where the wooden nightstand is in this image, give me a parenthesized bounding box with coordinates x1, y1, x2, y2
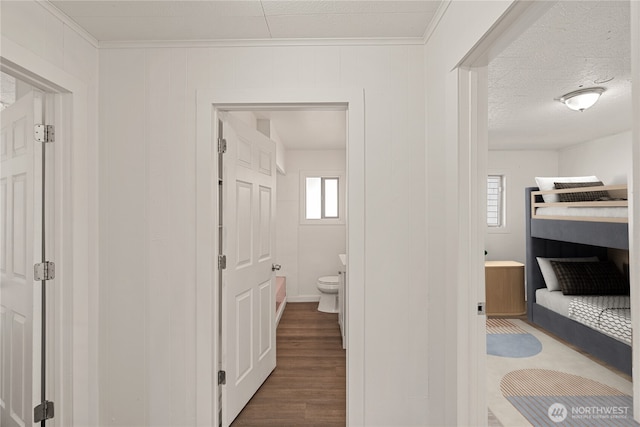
(484, 261, 526, 316)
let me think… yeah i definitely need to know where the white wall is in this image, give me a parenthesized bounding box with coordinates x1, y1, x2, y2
(271, 125, 287, 174)
(486, 150, 558, 263)
(1, 1, 100, 426)
(276, 150, 346, 300)
(559, 131, 632, 185)
(256, 117, 287, 173)
(424, 1, 518, 425)
(99, 43, 425, 426)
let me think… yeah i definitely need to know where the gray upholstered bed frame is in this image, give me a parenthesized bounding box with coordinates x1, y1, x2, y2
(525, 187, 631, 375)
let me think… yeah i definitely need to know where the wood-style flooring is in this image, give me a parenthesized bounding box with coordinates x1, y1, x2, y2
(231, 302, 346, 426)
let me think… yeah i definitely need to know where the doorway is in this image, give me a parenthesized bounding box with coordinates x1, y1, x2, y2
(449, 1, 639, 425)
(219, 108, 348, 425)
(0, 70, 56, 426)
(194, 88, 365, 426)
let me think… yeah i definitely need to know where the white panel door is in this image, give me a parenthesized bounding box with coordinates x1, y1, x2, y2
(221, 112, 276, 426)
(0, 91, 37, 427)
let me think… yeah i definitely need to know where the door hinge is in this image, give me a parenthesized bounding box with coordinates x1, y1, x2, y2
(34, 261, 55, 281)
(477, 302, 486, 315)
(34, 124, 55, 143)
(218, 370, 226, 385)
(218, 138, 227, 154)
(34, 400, 55, 422)
(218, 254, 227, 270)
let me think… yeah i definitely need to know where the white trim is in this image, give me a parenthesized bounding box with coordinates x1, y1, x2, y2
(196, 88, 365, 427)
(422, 0, 452, 44)
(99, 37, 424, 49)
(38, 1, 100, 48)
(1, 35, 97, 426)
(630, 1, 640, 422)
(450, 3, 558, 425)
(286, 296, 322, 303)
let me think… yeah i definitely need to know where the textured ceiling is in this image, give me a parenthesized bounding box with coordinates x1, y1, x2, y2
(50, 0, 442, 40)
(488, 0, 631, 150)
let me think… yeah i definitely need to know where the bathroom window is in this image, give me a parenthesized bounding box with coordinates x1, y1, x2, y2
(301, 172, 345, 224)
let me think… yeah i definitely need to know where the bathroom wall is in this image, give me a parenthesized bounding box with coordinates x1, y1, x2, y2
(277, 149, 347, 300)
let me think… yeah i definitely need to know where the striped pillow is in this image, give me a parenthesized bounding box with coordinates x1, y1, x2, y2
(553, 181, 609, 202)
(550, 260, 629, 295)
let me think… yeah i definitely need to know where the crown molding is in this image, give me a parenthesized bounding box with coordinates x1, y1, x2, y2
(39, 1, 99, 48)
(423, 0, 452, 45)
(99, 37, 425, 49)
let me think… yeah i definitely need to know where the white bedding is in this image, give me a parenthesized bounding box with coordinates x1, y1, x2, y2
(535, 288, 572, 316)
(535, 289, 631, 344)
(569, 296, 631, 344)
(535, 206, 627, 218)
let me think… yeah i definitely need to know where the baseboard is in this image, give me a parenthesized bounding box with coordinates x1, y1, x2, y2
(287, 295, 321, 303)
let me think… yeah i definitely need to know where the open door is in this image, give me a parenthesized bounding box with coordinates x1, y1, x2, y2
(0, 87, 37, 426)
(220, 112, 277, 426)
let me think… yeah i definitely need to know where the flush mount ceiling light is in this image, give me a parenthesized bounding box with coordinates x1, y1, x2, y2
(557, 87, 605, 112)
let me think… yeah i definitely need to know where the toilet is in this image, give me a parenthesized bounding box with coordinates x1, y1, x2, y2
(316, 275, 339, 313)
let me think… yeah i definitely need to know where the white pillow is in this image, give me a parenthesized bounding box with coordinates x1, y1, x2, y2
(534, 176, 600, 203)
(536, 256, 599, 291)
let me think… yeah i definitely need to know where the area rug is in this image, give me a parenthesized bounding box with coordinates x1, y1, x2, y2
(486, 319, 542, 358)
(501, 369, 637, 426)
(487, 319, 636, 427)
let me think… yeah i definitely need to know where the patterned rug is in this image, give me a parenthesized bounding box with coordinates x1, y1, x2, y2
(501, 369, 637, 426)
(487, 319, 542, 358)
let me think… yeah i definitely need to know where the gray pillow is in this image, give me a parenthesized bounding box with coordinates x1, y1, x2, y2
(550, 260, 629, 295)
(536, 256, 599, 291)
(553, 181, 609, 202)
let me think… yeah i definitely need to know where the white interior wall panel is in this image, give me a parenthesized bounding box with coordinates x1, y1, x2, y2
(1, 1, 100, 426)
(99, 48, 148, 427)
(405, 43, 428, 422)
(99, 43, 426, 426)
(424, 2, 518, 425)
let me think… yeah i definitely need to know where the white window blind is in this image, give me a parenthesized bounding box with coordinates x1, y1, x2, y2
(487, 175, 504, 227)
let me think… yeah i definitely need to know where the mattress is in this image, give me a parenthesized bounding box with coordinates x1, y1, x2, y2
(535, 288, 571, 316)
(569, 296, 631, 345)
(535, 289, 631, 344)
(535, 206, 627, 218)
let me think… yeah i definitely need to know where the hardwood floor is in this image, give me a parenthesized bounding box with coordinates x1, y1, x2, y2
(231, 302, 346, 426)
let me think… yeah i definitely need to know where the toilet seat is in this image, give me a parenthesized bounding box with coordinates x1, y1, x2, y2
(318, 275, 339, 285)
(317, 276, 339, 292)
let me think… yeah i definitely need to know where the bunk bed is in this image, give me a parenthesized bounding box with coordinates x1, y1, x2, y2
(525, 185, 631, 375)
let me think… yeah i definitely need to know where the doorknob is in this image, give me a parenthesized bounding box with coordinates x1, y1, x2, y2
(272, 264, 281, 271)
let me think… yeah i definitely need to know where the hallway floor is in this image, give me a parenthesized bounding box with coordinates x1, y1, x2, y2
(231, 302, 346, 426)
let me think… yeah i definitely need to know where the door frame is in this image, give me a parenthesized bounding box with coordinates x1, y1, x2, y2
(452, 1, 640, 424)
(195, 88, 364, 426)
(1, 36, 97, 426)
